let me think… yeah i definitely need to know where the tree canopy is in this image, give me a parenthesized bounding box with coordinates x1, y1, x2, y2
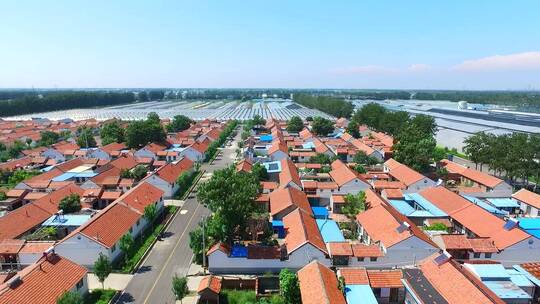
(167, 115, 193, 132)
(286, 116, 304, 133)
(294, 94, 354, 118)
(311, 117, 334, 136)
(342, 191, 366, 218)
(125, 113, 166, 148)
(56, 291, 83, 304)
(393, 115, 437, 172)
(279, 269, 301, 304)
(100, 121, 125, 145)
(59, 194, 82, 214)
(94, 253, 112, 289)
(172, 275, 189, 302)
(76, 127, 97, 148)
(346, 121, 360, 139)
(39, 131, 60, 146)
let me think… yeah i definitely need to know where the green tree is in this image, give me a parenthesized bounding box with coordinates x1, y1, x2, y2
(353, 151, 380, 166)
(352, 103, 387, 130)
(197, 166, 260, 242)
(100, 121, 125, 145)
(310, 153, 331, 164)
(8, 140, 25, 158)
(311, 117, 334, 136)
(119, 233, 134, 265)
(131, 165, 148, 181)
(76, 127, 97, 148)
(125, 114, 166, 148)
(251, 114, 266, 126)
(144, 204, 158, 231)
(138, 91, 148, 102)
(379, 111, 410, 136)
(279, 269, 300, 304)
(0, 191, 6, 200)
(251, 162, 269, 181)
(94, 253, 112, 289)
(354, 164, 367, 174)
(286, 116, 304, 133)
(59, 194, 82, 214)
(6, 169, 40, 186)
(393, 114, 437, 172)
(56, 291, 83, 304)
(172, 275, 189, 303)
(39, 131, 60, 146)
(167, 115, 193, 132)
(342, 191, 366, 218)
(346, 121, 360, 139)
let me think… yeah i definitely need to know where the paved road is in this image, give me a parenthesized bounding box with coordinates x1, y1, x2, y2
(116, 129, 241, 304)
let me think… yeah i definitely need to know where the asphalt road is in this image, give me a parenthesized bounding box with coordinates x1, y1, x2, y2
(115, 130, 241, 304)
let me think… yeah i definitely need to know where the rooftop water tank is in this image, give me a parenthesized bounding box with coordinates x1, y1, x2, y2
(457, 100, 468, 110)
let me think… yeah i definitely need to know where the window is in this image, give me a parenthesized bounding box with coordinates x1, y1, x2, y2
(473, 252, 480, 258)
(111, 244, 116, 252)
(136, 219, 140, 226)
(129, 227, 133, 233)
(76, 279, 84, 289)
(357, 257, 364, 262)
(370, 257, 378, 262)
(485, 253, 492, 258)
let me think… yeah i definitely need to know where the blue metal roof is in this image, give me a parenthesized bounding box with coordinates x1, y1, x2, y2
(388, 200, 416, 215)
(462, 195, 508, 216)
(316, 219, 345, 243)
(507, 269, 535, 288)
(487, 198, 520, 208)
(52, 171, 97, 182)
(467, 264, 510, 280)
(406, 193, 447, 217)
(42, 214, 91, 227)
(271, 220, 284, 227)
(302, 142, 315, 149)
(311, 207, 329, 217)
(260, 135, 273, 142)
(514, 265, 540, 287)
(230, 245, 248, 258)
(483, 281, 531, 300)
(517, 217, 540, 230)
(345, 285, 378, 304)
(262, 161, 282, 173)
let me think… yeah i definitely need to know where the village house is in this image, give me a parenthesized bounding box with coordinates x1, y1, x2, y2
(383, 159, 435, 193)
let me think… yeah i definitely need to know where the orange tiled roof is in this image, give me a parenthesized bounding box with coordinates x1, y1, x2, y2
(512, 188, 540, 209)
(351, 244, 384, 257)
(441, 159, 503, 188)
(154, 158, 193, 184)
(339, 268, 369, 285)
(327, 242, 353, 257)
(270, 187, 312, 217)
(0, 254, 87, 304)
(117, 182, 164, 213)
(297, 261, 346, 304)
(283, 209, 327, 255)
(197, 275, 222, 294)
(417, 254, 496, 304)
(367, 270, 403, 288)
(279, 159, 301, 188)
(385, 159, 427, 186)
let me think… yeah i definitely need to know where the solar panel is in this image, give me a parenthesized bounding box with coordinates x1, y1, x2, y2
(433, 251, 451, 266)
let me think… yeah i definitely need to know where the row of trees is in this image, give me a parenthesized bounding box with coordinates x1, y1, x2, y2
(415, 91, 540, 106)
(204, 120, 238, 161)
(294, 94, 354, 118)
(125, 113, 167, 148)
(137, 90, 165, 102)
(0, 92, 135, 117)
(464, 132, 540, 184)
(352, 103, 410, 137)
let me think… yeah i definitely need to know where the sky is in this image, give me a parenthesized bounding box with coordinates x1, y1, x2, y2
(1, 1, 540, 90)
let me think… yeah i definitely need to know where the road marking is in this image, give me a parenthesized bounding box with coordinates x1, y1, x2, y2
(143, 202, 202, 304)
(180, 209, 188, 215)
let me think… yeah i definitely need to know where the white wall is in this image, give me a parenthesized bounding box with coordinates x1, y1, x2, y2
(146, 175, 175, 198)
(480, 237, 540, 267)
(336, 179, 370, 196)
(42, 149, 65, 162)
(181, 148, 203, 162)
(519, 202, 540, 217)
(54, 234, 111, 268)
(404, 178, 436, 193)
(88, 149, 110, 161)
(135, 149, 157, 160)
(270, 151, 288, 162)
(208, 244, 329, 274)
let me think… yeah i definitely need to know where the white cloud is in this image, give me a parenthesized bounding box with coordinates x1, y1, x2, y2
(330, 65, 399, 75)
(452, 51, 540, 71)
(408, 63, 431, 72)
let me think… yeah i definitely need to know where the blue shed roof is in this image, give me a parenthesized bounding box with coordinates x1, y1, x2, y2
(316, 219, 345, 243)
(230, 245, 248, 258)
(345, 285, 378, 304)
(406, 193, 447, 217)
(483, 281, 531, 300)
(311, 207, 329, 217)
(42, 214, 91, 227)
(388, 200, 415, 215)
(271, 220, 284, 227)
(463, 195, 508, 216)
(260, 135, 273, 142)
(487, 198, 520, 208)
(517, 217, 540, 230)
(263, 161, 282, 173)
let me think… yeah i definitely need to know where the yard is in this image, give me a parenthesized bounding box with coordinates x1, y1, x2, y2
(219, 290, 284, 304)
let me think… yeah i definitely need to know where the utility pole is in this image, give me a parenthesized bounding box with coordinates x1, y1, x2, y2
(202, 216, 206, 275)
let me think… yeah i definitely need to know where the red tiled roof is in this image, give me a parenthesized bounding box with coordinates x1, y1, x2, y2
(512, 188, 540, 209)
(236, 159, 253, 172)
(339, 268, 369, 285)
(417, 254, 497, 304)
(382, 188, 404, 199)
(101, 142, 127, 153)
(420, 186, 530, 249)
(0, 254, 87, 304)
(384, 159, 427, 186)
(441, 159, 503, 188)
(367, 270, 403, 288)
(327, 242, 353, 257)
(110, 155, 139, 170)
(270, 187, 312, 217)
(117, 182, 164, 213)
(283, 209, 327, 255)
(279, 159, 301, 188)
(154, 158, 193, 184)
(207, 242, 230, 256)
(520, 262, 540, 281)
(297, 261, 346, 304)
(351, 244, 384, 257)
(79, 202, 140, 248)
(329, 159, 362, 187)
(197, 275, 222, 294)
(0, 239, 25, 255)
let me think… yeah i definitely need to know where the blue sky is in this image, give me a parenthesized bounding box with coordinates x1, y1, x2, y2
(1, 1, 540, 89)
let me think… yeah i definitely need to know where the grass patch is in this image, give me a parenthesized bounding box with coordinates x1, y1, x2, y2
(220, 290, 256, 304)
(84, 289, 116, 304)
